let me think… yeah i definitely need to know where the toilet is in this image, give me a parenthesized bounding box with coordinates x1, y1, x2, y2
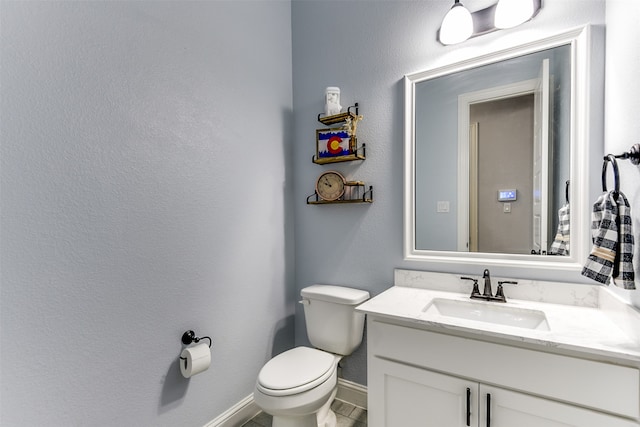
(253, 285, 370, 427)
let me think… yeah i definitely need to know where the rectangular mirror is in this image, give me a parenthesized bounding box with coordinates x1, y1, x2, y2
(404, 26, 597, 272)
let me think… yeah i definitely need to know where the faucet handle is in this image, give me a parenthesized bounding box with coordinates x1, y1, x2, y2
(461, 276, 481, 297)
(495, 281, 518, 301)
(497, 280, 518, 286)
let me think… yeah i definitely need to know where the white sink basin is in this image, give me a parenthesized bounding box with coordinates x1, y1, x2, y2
(423, 298, 550, 331)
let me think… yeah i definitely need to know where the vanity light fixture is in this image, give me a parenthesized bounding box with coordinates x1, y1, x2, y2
(439, 0, 474, 45)
(494, 0, 537, 29)
(438, 0, 541, 45)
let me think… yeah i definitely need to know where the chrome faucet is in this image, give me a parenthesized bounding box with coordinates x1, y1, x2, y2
(461, 270, 518, 303)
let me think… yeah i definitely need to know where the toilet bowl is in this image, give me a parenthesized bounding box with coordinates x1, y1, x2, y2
(254, 347, 341, 427)
(253, 285, 370, 427)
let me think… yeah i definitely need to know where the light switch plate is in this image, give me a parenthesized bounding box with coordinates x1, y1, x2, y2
(437, 201, 450, 213)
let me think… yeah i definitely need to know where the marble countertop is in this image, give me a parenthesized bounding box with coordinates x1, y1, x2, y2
(356, 269, 640, 364)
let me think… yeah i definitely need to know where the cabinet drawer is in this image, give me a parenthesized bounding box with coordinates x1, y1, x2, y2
(369, 318, 640, 419)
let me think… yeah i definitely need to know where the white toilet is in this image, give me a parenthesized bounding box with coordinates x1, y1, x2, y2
(253, 285, 370, 427)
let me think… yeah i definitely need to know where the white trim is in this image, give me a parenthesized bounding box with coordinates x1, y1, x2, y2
(336, 378, 368, 409)
(203, 380, 368, 427)
(203, 394, 260, 427)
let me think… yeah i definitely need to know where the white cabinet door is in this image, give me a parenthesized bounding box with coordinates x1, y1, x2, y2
(369, 357, 477, 427)
(481, 385, 638, 427)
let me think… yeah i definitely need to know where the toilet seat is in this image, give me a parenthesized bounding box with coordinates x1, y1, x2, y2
(256, 347, 338, 397)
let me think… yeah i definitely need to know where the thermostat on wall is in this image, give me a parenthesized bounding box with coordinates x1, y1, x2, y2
(498, 189, 517, 202)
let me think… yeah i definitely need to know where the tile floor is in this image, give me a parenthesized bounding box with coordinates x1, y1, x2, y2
(242, 399, 367, 427)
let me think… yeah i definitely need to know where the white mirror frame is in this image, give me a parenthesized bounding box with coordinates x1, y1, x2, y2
(404, 26, 594, 272)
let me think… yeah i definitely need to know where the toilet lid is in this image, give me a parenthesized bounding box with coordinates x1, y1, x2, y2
(257, 347, 336, 394)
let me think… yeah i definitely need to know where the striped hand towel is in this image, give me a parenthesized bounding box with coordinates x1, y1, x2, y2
(549, 204, 570, 255)
(581, 191, 635, 289)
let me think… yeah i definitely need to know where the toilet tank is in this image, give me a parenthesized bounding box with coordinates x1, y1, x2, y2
(300, 285, 370, 356)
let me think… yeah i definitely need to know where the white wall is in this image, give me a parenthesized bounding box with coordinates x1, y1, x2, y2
(0, 1, 294, 426)
(291, 0, 607, 386)
(605, 0, 640, 304)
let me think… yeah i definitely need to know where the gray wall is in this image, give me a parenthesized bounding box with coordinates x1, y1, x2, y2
(1, 1, 294, 426)
(292, 0, 606, 386)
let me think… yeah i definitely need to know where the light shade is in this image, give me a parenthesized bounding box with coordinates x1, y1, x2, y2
(494, 0, 535, 29)
(439, 0, 473, 45)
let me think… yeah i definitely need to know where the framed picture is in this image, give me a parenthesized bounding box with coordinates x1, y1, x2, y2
(316, 128, 352, 159)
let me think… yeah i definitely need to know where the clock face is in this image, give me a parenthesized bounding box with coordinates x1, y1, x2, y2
(315, 171, 346, 201)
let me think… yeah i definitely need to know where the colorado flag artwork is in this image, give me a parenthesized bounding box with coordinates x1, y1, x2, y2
(316, 129, 352, 159)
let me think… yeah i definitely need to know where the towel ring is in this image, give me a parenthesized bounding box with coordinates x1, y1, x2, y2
(565, 180, 570, 204)
(601, 154, 620, 196)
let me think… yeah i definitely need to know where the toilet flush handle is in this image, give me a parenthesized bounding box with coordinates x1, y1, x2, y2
(299, 299, 310, 306)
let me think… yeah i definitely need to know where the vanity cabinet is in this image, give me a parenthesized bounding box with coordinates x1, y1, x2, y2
(369, 357, 477, 426)
(367, 318, 640, 427)
(483, 385, 637, 427)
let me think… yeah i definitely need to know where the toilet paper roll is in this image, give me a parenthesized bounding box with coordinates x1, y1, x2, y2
(180, 343, 211, 378)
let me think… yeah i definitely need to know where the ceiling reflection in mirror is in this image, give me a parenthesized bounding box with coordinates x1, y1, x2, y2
(414, 44, 571, 256)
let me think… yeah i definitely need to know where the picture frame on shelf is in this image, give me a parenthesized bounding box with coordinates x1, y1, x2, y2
(316, 128, 353, 160)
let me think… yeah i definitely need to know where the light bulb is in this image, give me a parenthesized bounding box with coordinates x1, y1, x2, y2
(494, 0, 535, 29)
(439, 0, 473, 45)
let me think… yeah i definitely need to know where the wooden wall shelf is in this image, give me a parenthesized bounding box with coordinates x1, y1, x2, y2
(313, 143, 366, 164)
(307, 185, 373, 205)
(317, 103, 359, 125)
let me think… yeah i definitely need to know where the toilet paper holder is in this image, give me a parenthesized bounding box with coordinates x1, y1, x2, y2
(180, 330, 212, 362)
(181, 330, 212, 347)
(179, 330, 212, 378)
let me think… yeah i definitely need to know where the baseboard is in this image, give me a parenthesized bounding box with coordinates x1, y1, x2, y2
(336, 378, 368, 409)
(203, 394, 260, 427)
(204, 379, 368, 427)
